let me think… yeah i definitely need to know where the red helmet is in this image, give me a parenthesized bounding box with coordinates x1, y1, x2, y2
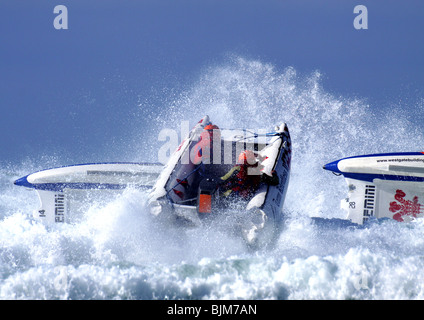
(238, 150, 256, 165)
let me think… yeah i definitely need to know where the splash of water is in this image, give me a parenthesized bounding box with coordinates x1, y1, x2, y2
(1, 56, 424, 299)
(156, 56, 424, 219)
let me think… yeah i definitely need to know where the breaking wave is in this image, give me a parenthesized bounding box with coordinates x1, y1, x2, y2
(1, 56, 424, 299)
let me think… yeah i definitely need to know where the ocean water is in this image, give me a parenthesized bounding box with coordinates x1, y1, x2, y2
(2, 56, 424, 300)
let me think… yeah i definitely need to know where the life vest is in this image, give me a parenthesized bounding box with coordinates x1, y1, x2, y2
(220, 163, 262, 199)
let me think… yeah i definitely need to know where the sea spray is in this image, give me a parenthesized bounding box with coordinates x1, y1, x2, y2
(1, 56, 424, 299)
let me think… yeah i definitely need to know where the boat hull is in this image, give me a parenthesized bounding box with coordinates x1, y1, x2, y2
(324, 152, 424, 224)
(14, 162, 163, 224)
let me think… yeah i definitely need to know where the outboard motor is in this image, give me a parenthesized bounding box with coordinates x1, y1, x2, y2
(197, 178, 218, 215)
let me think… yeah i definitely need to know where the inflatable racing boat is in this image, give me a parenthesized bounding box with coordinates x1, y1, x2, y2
(148, 116, 292, 247)
(324, 152, 424, 224)
(14, 162, 163, 224)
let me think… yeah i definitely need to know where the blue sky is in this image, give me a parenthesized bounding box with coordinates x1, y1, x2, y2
(1, 0, 423, 164)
